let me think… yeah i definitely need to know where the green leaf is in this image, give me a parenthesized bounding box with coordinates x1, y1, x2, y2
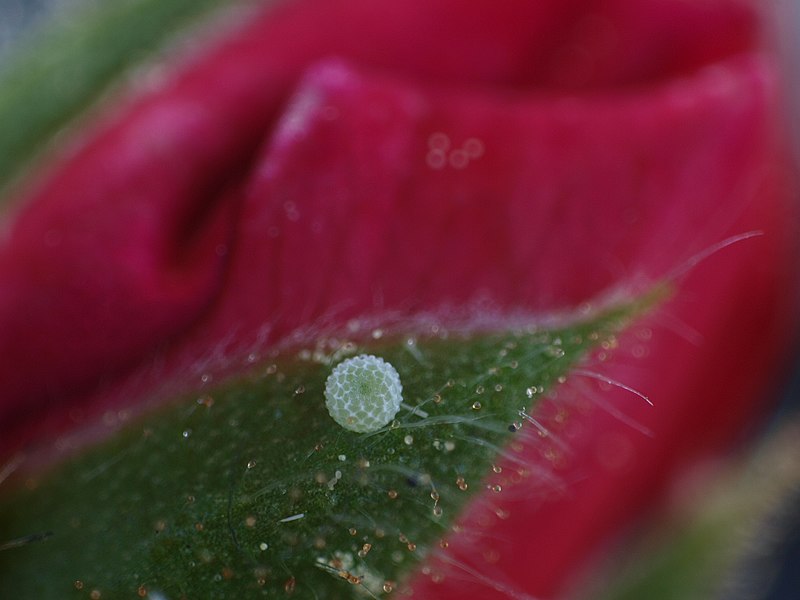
(0, 0, 247, 198)
(0, 291, 661, 598)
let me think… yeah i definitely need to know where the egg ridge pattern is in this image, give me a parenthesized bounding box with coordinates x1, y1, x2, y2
(324, 354, 404, 433)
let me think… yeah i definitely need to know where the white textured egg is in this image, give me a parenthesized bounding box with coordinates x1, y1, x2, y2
(324, 354, 403, 433)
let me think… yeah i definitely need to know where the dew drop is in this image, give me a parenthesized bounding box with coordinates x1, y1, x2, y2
(428, 132, 451, 150)
(463, 137, 484, 158)
(284, 577, 296, 594)
(448, 149, 469, 169)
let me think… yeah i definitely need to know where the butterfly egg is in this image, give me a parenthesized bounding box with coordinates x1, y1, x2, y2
(324, 354, 403, 433)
